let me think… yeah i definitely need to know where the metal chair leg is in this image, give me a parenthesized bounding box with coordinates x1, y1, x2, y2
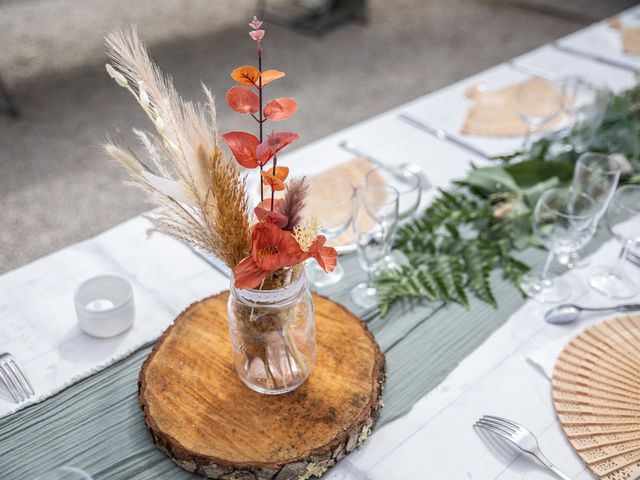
(0, 74, 19, 118)
(259, 0, 367, 36)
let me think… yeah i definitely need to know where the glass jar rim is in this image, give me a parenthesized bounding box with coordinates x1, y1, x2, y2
(231, 273, 307, 306)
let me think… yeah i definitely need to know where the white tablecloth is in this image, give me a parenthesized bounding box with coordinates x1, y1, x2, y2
(1, 5, 639, 477)
(329, 234, 640, 480)
(0, 216, 229, 416)
(557, 5, 640, 73)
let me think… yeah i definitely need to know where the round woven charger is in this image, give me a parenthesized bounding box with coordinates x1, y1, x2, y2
(551, 314, 640, 480)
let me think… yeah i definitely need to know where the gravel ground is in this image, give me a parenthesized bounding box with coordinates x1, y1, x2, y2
(0, 0, 635, 272)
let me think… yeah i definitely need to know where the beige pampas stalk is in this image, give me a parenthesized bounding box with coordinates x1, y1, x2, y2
(103, 27, 251, 268)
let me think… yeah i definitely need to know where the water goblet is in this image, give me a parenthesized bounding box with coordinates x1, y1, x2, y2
(561, 77, 609, 154)
(572, 152, 621, 222)
(559, 152, 622, 269)
(515, 76, 562, 151)
(365, 166, 420, 269)
(589, 185, 640, 298)
(305, 175, 354, 287)
(33, 467, 93, 480)
(520, 188, 597, 303)
(365, 166, 421, 222)
(351, 184, 399, 309)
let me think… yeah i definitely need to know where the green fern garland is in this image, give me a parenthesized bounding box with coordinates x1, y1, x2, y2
(376, 83, 640, 316)
(376, 186, 531, 316)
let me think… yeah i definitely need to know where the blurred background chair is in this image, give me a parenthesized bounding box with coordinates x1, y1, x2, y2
(258, 0, 367, 35)
(0, 72, 19, 117)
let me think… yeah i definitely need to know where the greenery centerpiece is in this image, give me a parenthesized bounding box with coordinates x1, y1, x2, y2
(377, 84, 640, 315)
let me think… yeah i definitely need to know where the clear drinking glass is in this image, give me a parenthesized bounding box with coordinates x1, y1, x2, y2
(365, 166, 421, 222)
(33, 467, 93, 480)
(305, 175, 354, 287)
(561, 77, 609, 153)
(351, 184, 399, 309)
(515, 76, 562, 151)
(559, 152, 622, 269)
(520, 188, 597, 303)
(365, 166, 421, 269)
(589, 185, 640, 299)
(572, 153, 621, 222)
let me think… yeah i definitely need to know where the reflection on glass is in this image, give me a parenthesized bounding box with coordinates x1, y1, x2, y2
(305, 175, 354, 287)
(589, 185, 640, 298)
(515, 76, 562, 151)
(559, 152, 622, 269)
(520, 188, 597, 303)
(365, 166, 421, 222)
(351, 184, 399, 309)
(561, 77, 609, 153)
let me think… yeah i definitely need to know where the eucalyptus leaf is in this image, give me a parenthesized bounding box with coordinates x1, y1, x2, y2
(456, 167, 519, 195)
(522, 176, 560, 207)
(505, 160, 573, 187)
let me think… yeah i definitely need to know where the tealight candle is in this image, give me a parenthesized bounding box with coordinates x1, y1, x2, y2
(74, 275, 135, 338)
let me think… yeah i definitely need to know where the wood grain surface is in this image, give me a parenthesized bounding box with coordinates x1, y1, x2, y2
(138, 292, 385, 480)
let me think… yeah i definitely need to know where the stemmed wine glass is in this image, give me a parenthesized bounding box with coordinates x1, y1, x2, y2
(33, 467, 93, 480)
(572, 153, 621, 222)
(365, 166, 421, 222)
(560, 152, 621, 268)
(515, 76, 562, 151)
(305, 175, 354, 287)
(351, 184, 399, 309)
(561, 77, 609, 153)
(520, 188, 597, 303)
(365, 166, 421, 269)
(589, 185, 640, 298)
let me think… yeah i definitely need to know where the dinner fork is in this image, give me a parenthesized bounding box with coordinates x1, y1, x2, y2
(0, 353, 35, 403)
(475, 415, 574, 480)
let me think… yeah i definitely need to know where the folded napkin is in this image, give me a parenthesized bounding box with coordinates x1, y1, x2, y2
(527, 334, 574, 379)
(306, 156, 376, 249)
(0, 216, 228, 418)
(608, 15, 640, 55)
(461, 78, 563, 137)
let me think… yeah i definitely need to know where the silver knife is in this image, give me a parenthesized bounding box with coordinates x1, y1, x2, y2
(553, 42, 640, 74)
(191, 248, 231, 278)
(338, 140, 432, 191)
(398, 111, 491, 159)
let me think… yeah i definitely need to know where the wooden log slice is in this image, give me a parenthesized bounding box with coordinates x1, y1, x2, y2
(138, 292, 385, 480)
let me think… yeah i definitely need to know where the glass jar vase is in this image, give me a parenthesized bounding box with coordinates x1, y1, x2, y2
(227, 273, 316, 395)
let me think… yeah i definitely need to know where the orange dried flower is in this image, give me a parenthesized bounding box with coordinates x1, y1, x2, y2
(234, 222, 308, 289)
(307, 235, 337, 273)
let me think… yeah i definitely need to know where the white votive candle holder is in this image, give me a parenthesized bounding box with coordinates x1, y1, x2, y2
(74, 275, 135, 338)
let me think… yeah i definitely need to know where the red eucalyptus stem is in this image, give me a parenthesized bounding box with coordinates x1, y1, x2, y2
(258, 54, 264, 205)
(270, 154, 277, 211)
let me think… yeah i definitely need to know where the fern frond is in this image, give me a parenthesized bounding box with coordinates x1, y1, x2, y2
(463, 244, 496, 308)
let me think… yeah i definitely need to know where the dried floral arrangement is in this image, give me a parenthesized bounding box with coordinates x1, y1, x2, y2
(103, 19, 337, 292)
(104, 19, 337, 391)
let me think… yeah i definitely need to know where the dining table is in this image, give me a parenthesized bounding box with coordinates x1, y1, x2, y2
(2, 4, 640, 480)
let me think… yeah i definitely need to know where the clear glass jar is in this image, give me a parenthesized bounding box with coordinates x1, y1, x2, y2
(227, 273, 315, 395)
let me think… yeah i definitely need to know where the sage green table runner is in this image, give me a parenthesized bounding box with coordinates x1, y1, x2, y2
(0, 245, 554, 479)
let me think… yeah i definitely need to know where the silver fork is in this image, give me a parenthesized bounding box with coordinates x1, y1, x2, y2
(0, 353, 35, 403)
(475, 415, 573, 480)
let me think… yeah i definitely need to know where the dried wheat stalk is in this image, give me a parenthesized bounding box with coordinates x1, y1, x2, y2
(103, 28, 251, 267)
